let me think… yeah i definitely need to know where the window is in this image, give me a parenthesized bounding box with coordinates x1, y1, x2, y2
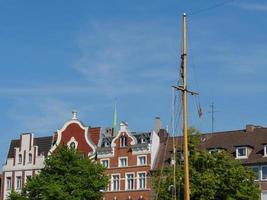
(249, 166, 259, 180)
(119, 157, 128, 167)
(18, 154, 22, 164)
(264, 145, 267, 157)
(138, 173, 146, 189)
(262, 166, 267, 180)
(112, 174, 120, 191)
(120, 136, 127, 147)
(70, 142, 76, 149)
(101, 159, 109, 168)
(138, 156, 147, 166)
(26, 176, 32, 181)
(29, 153, 32, 163)
(236, 147, 247, 159)
(6, 177, 11, 190)
(126, 173, 134, 190)
(141, 138, 146, 143)
(104, 141, 110, 147)
(262, 192, 267, 200)
(16, 176, 22, 189)
(209, 149, 220, 154)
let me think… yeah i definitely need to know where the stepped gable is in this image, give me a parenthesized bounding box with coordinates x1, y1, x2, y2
(7, 136, 53, 159)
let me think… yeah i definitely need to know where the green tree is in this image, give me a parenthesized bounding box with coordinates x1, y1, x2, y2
(153, 128, 260, 200)
(8, 146, 108, 200)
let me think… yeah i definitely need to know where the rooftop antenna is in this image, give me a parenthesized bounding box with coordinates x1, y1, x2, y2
(209, 102, 218, 133)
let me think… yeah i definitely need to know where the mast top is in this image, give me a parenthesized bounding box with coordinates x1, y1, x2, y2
(183, 13, 187, 16)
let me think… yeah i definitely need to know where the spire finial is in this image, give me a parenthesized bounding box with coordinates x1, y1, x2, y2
(72, 110, 77, 120)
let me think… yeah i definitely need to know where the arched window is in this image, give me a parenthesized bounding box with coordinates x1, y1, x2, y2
(29, 153, 32, 163)
(70, 142, 76, 149)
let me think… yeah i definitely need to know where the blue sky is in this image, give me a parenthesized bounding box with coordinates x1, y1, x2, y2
(1, 0, 267, 164)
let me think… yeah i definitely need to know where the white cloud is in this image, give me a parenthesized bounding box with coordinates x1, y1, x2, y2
(72, 20, 178, 96)
(236, 3, 267, 11)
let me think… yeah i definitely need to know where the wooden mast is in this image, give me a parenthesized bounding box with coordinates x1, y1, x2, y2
(182, 13, 190, 200)
(173, 13, 198, 200)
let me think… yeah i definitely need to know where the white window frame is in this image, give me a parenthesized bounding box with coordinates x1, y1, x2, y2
(236, 147, 248, 159)
(264, 145, 267, 157)
(262, 166, 267, 180)
(137, 155, 147, 166)
(6, 177, 11, 190)
(120, 136, 127, 147)
(118, 157, 128, 167)
(111, 173, 120, 191)
(137, 172, 147, 190)
(141, 138, 146, 143)
(125, 172, 135, 191)
(100, 158, 110, 168)
(16, 176, 22, 190)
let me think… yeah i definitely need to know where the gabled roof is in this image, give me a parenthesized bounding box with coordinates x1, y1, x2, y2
(153, 126, 267, 170)
(7, 136, 53, 159)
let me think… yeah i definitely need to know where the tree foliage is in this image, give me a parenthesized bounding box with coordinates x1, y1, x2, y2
(8, 146, 108, 200)
(153, 128, 260, 200)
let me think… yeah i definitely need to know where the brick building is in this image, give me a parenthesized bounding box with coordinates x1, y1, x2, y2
(96, 122, 160, 200)
(0, 111, 101, 200)
(155, 125, 267, 200)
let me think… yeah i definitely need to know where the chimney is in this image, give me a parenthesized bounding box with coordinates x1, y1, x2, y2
(246, 124, 256, 133)
(105, 128, 112, 137)
(154, 117, 161, 133)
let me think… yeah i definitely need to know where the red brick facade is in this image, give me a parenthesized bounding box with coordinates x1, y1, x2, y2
(97, 122, 153, 200)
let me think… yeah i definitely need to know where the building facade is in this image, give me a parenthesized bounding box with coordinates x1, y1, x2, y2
(96, 122, 160, 200)
(1, 133, 53, 200)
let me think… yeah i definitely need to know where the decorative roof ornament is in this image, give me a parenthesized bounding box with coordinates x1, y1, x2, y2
(72, 110, 78, 120)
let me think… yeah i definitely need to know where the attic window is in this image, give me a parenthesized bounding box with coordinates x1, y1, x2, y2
(104, 141, 110, 147)
(208, 148, 221, 154)
(236, 147, 248, 159)
(120, 136, 127, 147)
(141, 138, 146, 144)
(264, 145, 267, 157)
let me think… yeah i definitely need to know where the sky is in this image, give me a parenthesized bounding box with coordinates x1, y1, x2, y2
(1, 0, 267, 164)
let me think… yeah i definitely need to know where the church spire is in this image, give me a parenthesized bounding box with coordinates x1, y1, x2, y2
(112, 100, 118, 136)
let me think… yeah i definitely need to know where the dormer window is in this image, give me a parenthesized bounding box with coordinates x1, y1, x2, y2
(208, 148, 222, 154)
(104, 141, 110, 147)
(141, 138, 146, 144)
(18, 154, 22, 164)
(236, 147, 248, 159)
(264, 145, 267, 157)
(120, 136, 127, 147)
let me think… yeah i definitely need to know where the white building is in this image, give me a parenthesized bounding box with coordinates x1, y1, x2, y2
(1, 133, 53, 200)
